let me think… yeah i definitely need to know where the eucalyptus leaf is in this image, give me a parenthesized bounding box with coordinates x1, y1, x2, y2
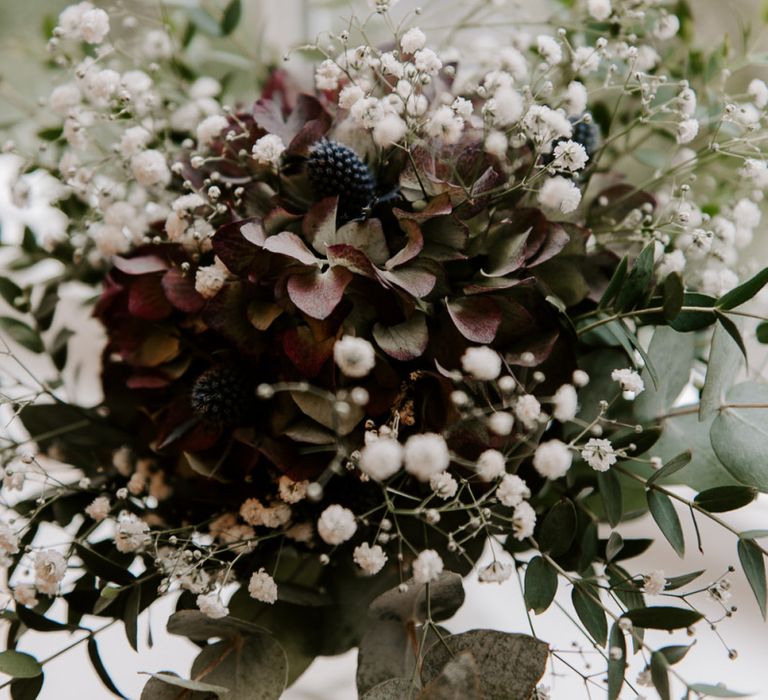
(658, 644, 693, 665)
(524, 556, 558, 614)
(647, 490, 685, 557)
(694, 486, 757, 513)
(687, 683, 751, 697)
(650, 651, 670, 700)
(421, 630, 548, 700)
(737, 539, 767, 620)
(0, 317, 44, 353)
(220, 0, 241, 35)
(623, 606, 702, 630)
(615, 243, 655, 312)
(419, 651, 482, 700)
(700, 319, 745, 421)
(717, 266, 768, 310)
(646, 451, 692, 485)
(0, 651, 42, 679)
(571, 583, 607, 646)
(607, 623, 626, 700)
(710, 382, 768, 491)
(166, 610, 267, 640)
(597, 470, 623, 527)
(142, 672, 229, 695)
(538, 499, 576, 556)
(368, 571, 464, 624)
(360, 679, 416, 700)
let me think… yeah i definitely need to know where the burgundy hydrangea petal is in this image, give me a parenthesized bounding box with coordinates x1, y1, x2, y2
(128, 275, 174, 321)
(281, 327, 335, 377)
(447, 296, 502, 344)
(287, 267, 353, 320)
(161, 268, 206, 313)
(113, 254, 168, 275)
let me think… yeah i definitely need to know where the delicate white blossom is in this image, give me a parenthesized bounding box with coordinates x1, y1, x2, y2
(581, 438, 617, 472)
(643, 569, 667, 595)
(413, 549, 444, 583)
(461, 346, 502, 380)
(478, 560, 514, 583)
(514, 395, 542, 430)
(115, 512, 150, 553)
(539, 176, 582, 214)
(496, 474, 531, 507)
(85, 496, 110, 521)
(476, 449, 506, 481)
(511, 501, 537, 540)
(552, 384, 578, 422)
(359, 438, 403, 481)
(248, 568, 278, 603)
(587, 0, 612, 21)
(400, 28, 426, 54)
(353, 543, 387, 575)
(429, 471, 458, 499)
(252, 134, 286, 167)
(34, 550, 67, 596)
(197, 593, 228, 619)
(404, 433, 450, 481)
(317, 505, 357, 545)
(533, 440, 573, 480)
(611, 368, 645, 399)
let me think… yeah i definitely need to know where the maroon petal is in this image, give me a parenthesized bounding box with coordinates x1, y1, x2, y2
(128, 275, 173, 321)
(447, 296, 502, 343)
(162, 268, 206, 313)
(287, 267, 353, 320)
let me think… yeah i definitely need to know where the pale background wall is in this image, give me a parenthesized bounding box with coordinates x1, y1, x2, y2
(2, 1, 768, 698)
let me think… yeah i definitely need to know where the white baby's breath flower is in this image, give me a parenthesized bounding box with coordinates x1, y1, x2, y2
(13, 585, 38, 608)
(581, 438, 617, 472)
(317, 504, 357, 545)
(514, 394, 542, 430)
(339, 85, 365, 109)
(476, 449, 506, 481)
(571, 46, 600, 75)
(115, 512, 149, 553)
(533, 440, 573, 480)
(119, 126, 151, 158)
(197, 593, 228, 619)
(373, 113, 407, 147)
(611, 368, 645, 399)
(131, 149, 170, 187)
(563, 81, 588, 117)
(539, 176, 582, 214)
(0, 522, 19, 559)
(34, 550, 67, 596)
(334, 336, 376, 378)
(676, 118, 699, 144)
(536, 35, 562, 65)
(552, 384, 578, 422)
(654, 14, 680, 40)
(195, 258, 228, 299)
(572, 369, 589, 387)
(478, 560, 514, 583)
(511, 501, 536, 540)
(429, 471, 458, 499)
(485, 130, 508, 158)
(643, 569, 667, 595)
(353, 543, 387, 575)
(359, 438, 403, 481)
(587, 0, 611, 21)
(748, 79, 768, 109)
(278, 476, 309, 504)
(400, 27, 426, 54)
(315, 59, 343, 91)
(413, 549, 443, 583)
(252, 134, 285, 167)
(414, 48, 442, 76)
(488, 411, 514, 436)
(85, 496, 110, 521)
(496, 473, 530, 507)
(552, 140, 589, 172)
(248, 568, 278, 603)
(50, 84, 81, 116)
(79, 7, 110, 44)
(426, 105, 464, 144)
(461, 346, 501, 380)
(404, 433, 450, 481)
(196, 114, 229, 146)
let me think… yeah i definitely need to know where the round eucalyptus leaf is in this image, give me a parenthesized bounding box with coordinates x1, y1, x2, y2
(368, 571, 464, 623)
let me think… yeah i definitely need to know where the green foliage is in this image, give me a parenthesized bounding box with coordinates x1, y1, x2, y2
(647, 490, 685, 557)
(0, 316, 43, 353)
(737, 539, 767, 620)
(220, 0, 242, 35)
(571, 583, 607, 646)
(607, 623, 626, 700)
(694, 486, 757, 513)
(0, 651, 42, 678)
(523, 557, 558, 614)
(538, 499, 577, 556)
(624, 606, 703, 630)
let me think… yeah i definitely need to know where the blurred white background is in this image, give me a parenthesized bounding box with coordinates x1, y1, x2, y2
(2, 0, 768, 698)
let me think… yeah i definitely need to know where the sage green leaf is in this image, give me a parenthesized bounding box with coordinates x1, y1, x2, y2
(644, 412, 739, 491)
(623, 606, 702, 630)
(373, 313, 428, 361)
(710, 382, 768, 491)
(538, 499, 576, 556)
(700, 321, 744, 421)
(737, 538, 767, 620)
(662, 272, 684, 321)
(597, 470, 623, 527)
(715, 311, 747, 362)
(605, 531, 623, 562)
(368, 571, 464, 624)
(634, 326, 695, 423)
(166, 610, 266, 640)
(140, 674, 209, 699)
(0, 278, 23, 308)
(360, 679, 415, 700)
(190, 633, 288, 700)
(598, 254, 628, 309)
(687, 683, 751, 697)
(615, 243, 655, 312)
(741, 530, 768, 540)
(419, 651, 482, 700)
(524, 556, 558, 614)
(694, 486, 757, 513)
(421, 630, 548, 700)
(647, 490, 684, 557)
(650, 651, 670, 700)
(717, 266, 768, 310)
(668, 292, 717, 332)
(10, 673, 44, 700)
(647, 451, 692, 486)
(220, 0, 242, 35)
(0, 651, 42, 679)
(756, 321, 768, 343)
(142, 673, 229, 695)
(664, 571, 705, 590)
(356, 620, 443, 696)
(571, 584, 607, 646)
(658, 644, 693, 665)
(0, 317, 43, 353)
(607, 623, 626, 700)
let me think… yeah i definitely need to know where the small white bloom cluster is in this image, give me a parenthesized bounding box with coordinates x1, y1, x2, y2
(248, 568, 278, 603)
(334, 336, 376, 378)
(353, 542, 388, 575)
(317, 504, 357, 545)
(412, 549, 444, 583)
(611, 368, 645, 400)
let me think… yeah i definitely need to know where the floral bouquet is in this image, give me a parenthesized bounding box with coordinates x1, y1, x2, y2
(2, 0, 768, 697)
